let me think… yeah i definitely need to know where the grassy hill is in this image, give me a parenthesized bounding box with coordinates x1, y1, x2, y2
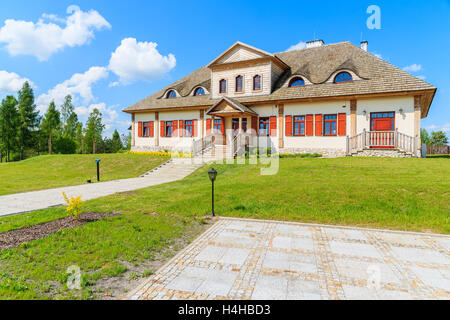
(0, 153, 168, 195)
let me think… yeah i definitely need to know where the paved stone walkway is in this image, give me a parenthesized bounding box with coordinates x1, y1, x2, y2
(0, 158, 202, 217)
(127, 217, 450, 300)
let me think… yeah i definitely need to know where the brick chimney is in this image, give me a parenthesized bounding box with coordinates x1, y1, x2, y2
(360, 41, 368, 52)
(306, 40, 324, 48)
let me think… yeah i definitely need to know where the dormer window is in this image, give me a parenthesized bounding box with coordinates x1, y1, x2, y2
(219, 79, 227, 93)
(253, 75, 261, 90)
(235, 75, 243, 92)
(289, 77, 305, 87)
(194, 87, 205, 96)
(334, 72, 353, 83)
(167, 90, 176, 98)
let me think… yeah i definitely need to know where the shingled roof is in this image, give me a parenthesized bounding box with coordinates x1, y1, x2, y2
(123, 41, 436, 117)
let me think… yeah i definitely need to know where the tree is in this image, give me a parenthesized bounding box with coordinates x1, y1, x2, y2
(75, 122, 85, 154)
(17, 81, 40, 160)
(60, 95, 78, 138)
(420, 128, 430, 145)
(0, 96, 20, 162)
(85, 108, 104, 154)
(122, 132, 131, 151)
(111, 129, 123, 153)
(40, 101, 61, 155)
(430, 131, 448, 146)
(55, 136, 77, 154)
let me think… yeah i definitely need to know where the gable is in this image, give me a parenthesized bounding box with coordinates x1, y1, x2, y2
(208, 42, 272, 67)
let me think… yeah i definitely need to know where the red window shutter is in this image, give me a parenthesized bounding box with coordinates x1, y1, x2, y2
(173, 120, 178, 137)
(306, 114, 314, 136)
(220, 118, 224, 135)
(150, 121, 154, 137)
(285, 115, 292, 136)
(338, 113, 346, 136)
(193, 119, 197, 137)
(206, 119, 211, 135)
(269, 116, 277, 136)
(179, 120, 184, 137)
(160, 121, 165, 137)
(251, 116, 258, 135)
(138, 122, 142, 137)
(315, 114, 323, 136)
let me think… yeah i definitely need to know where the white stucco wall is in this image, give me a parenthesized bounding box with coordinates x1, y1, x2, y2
(283, 100, 350, 150)
(134, 112, 156, 146)
(356, 96, 415, 136)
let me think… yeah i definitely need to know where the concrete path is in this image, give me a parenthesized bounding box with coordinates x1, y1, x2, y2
(128, 217, 450, 300)
(0, 158, 203, 217)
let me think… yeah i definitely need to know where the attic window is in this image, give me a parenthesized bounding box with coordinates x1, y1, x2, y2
(167, 90, 176, 98)
(334, 72, 353, 83)
(289, 77, 305, 87)
(253, 75, 261, 90)
(219, 79, 227, 93)
(194, 87, 205, 96)
(235, 75, 243, 92)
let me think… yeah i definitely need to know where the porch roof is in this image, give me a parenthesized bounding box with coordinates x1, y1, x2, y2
(206, 96, 257, 116)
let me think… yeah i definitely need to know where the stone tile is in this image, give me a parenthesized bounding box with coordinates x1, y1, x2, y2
(251, 275, 288, 300)
(287, 279, 321, 300)
(196, 245, 227, 262)
(334, 258, 402, 284)
(165, 276, 204, 292)
(219, 248, 251, 266)
(390, 246, 448, 265)
(329, 241, 382, 259)
(374, 232, 429, 248)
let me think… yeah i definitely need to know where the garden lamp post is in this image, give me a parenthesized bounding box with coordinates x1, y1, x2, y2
(208, 168, 217, 217)
(96, 159, 101, 182)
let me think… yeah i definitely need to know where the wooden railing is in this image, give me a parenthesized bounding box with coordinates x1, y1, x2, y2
(231, 132, 253, 158)
(193, 134, 215, 156)
(347, 129, 419, 156)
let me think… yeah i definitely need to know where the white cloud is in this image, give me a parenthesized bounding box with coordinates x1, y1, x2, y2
(36, 66, 108, 112)
(286, 41, 307, 51)
(403, 64, 422, 72)
(417, 75, 426, 80)
(373, 53, 383, 59)
(108, 38, 176, 85)
(426, 123, 450, 133)
(0, 70, 34, 93)
(0, 5, 111, 61)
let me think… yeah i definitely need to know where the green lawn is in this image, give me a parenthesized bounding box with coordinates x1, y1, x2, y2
(0, 154, 169, 195)
(0, 157, 448, 299)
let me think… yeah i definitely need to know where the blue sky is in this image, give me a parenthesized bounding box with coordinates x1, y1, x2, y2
(0, 0, 449, 137)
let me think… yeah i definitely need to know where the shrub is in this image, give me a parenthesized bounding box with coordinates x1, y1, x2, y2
(62, 192, 83, 220)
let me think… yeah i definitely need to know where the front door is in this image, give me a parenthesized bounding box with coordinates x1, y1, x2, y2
(370, 112, 395, 148)
(232, 118, 240, 137)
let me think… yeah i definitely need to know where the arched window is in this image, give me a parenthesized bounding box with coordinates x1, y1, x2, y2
(235, 75, 243, 92)
(253, 75, 261, 90)
(193, 87, 205, 96)
(334, 72, 353, 83)
(289, 77, 305, 87)
(167, 90, 176, 98)
(219, 79, 227, 93)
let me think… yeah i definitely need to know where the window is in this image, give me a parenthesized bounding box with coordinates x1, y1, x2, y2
(334, 72, 353, 83)
(324, 115, 337, 135)
(167, 90, 176, 98)
(293, 116, 306, 136)
(235, 75, 243, 92)
(219, 79, 227, 93)
(193, 87, 205, 96)
(184, 120, 193, 136)
(242, 118, 247, 132)
(214, 119, 223, 134)
(370, 112, 395, 131)
(165, 121, 174, 137)
(253, 75, 261, 90)
(259, 117, 270, 136)
(289, 77, 305, 87)
(143, 122, 151, 137)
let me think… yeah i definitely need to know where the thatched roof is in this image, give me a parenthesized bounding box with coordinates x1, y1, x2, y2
(124, 41, 436, 117)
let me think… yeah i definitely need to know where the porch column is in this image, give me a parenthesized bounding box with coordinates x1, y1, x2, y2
(131, 113, 135, 147)
(155, 111, 159, 147)
(350, 99, 357, 136)
(414, 95, 422, 153)
(200, 109, 204, 139)
(238, 116, 242, 134)
(278, 104, 284, 148)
